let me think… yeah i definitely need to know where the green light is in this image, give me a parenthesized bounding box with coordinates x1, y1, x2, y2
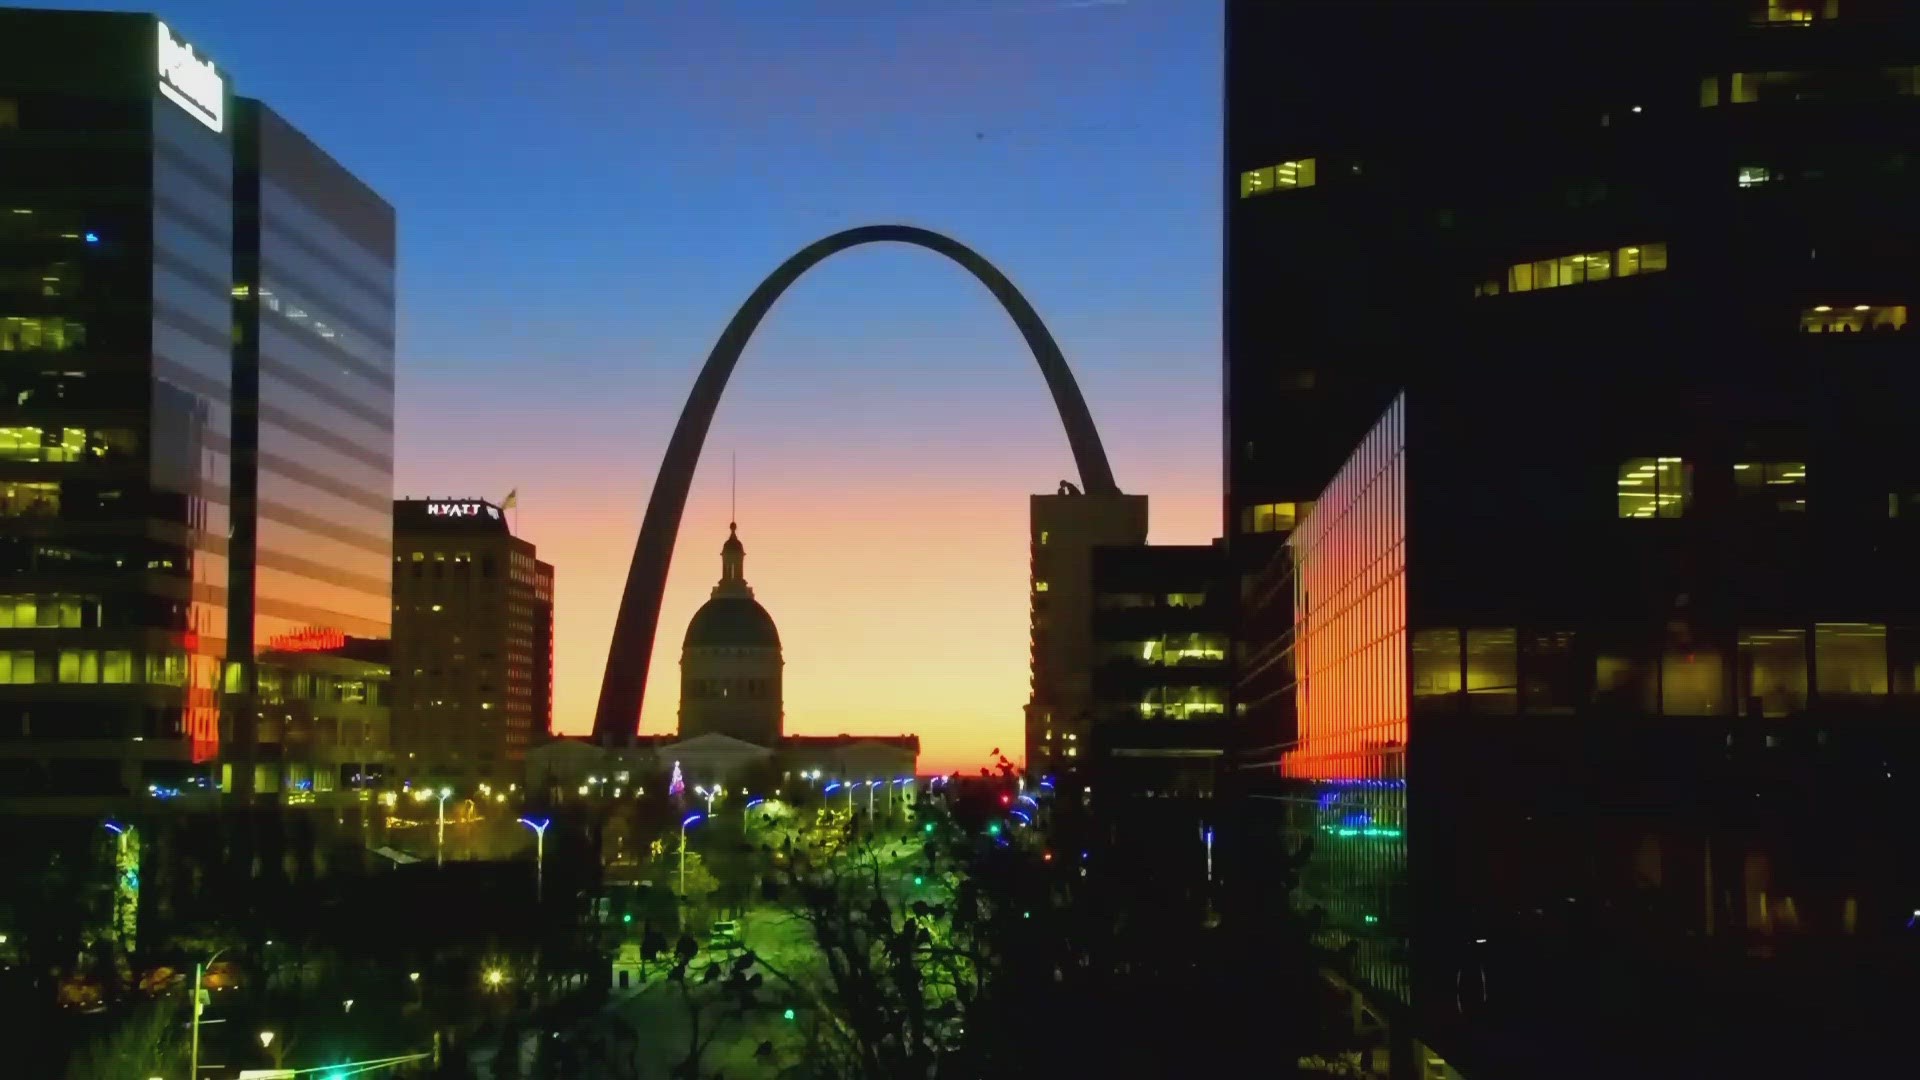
(923, 822, 935, 834)
(1363, 914, 1379, 924)
(783, 1008, 796, 1021)
(913, 875, 924, 886)
(1022, 911, 1030, 919)
(1321, 825, 1402, 839)
(622, 913, 633, 924)
(987, 823, 1001, 836)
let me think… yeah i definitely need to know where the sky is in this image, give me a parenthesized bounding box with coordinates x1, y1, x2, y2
(72, 0, 1223, 774)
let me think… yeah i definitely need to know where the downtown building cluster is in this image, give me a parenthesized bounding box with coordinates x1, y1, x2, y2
(1222, 1, 1920, 1077)
(0, 8, 553, 899)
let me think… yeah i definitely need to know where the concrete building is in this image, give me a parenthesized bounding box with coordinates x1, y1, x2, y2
(391, 498, 551, 786)
(1024, 483, 1147, 787)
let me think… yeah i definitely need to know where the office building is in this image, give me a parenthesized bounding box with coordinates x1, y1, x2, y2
(228, 98, 396, 795)
(1228, 2, 1920, 1076)
(1088, 543, 1230, 799)
(0, 11, 226, 794)
(392, 498, 550, 786)
(1024, 483, 1147, 783)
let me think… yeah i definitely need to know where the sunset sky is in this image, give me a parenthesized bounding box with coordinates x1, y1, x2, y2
(65, 0, 1223, 774)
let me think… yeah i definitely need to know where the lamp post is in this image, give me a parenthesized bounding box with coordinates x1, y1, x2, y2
(678, 813, 704, 897)
(517, 816, 550, 902)
(189, 947, 229, 1079)
(743, 798, 764, 836)
(435, 787, 452, 866)
(866, 779, 880, 817)
(889, 777, 910, 816)
(694, 784, 720, 817)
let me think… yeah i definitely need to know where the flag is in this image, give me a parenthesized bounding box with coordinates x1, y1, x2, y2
(501, 489, 518, 510)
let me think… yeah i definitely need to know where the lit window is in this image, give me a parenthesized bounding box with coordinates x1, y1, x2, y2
(1815, 623, 1886, 698)
(1800, 303, 1906, 333)
(103, 650, 133, 684)
(57, 648, 99, 684)
(1239, 502, 1299, 534)
(0, 316, 86, 352)
(1618, 457, 1691, 518)
(1033, 581, 1049, 593)
(1700, 76, 1722, 107)
(1735, 461, 1807, 511)
(1038, 531, 1048, 546)
(1411, 629, 1462, 702)
(0, 98, 16, 130)
(1738, 629, 1807, 716)
(0, 650, 34, 684)
(0, 481, 58, 518)
(1238, 158, 1317, 198)
(1165, 592, 1207, 609)
(1737, 166, 1772, 187)
(1499, 243, 1662, 296)
(1465, 629, 1517, 715)
(1756, 0, 1839, 24)
(1662, 645, 1727, 715)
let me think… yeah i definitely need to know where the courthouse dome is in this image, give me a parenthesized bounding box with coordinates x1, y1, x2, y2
(682, 523, 781, 651)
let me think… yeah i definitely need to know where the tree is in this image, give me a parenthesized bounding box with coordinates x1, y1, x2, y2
(61, 1001, 188, 1080)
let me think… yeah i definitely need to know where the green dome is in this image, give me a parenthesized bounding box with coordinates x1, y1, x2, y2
(683, 595, 780, 650)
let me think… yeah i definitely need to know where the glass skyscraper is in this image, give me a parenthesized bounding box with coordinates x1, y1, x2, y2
(0, 9, 393, 797)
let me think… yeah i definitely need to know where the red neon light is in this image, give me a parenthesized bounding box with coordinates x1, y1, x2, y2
(269, 626, 346, 653)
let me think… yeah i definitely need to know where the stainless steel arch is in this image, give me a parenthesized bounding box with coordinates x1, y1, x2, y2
(592, 224, 1120, 743)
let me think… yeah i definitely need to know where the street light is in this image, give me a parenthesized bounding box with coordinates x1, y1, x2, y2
(744, 798, 764, 836)
(518, 816, 551, 902)
(889, 777, 910, 815)
(189, 946, 229, 1079)
(693, 784, 720, 816)
(679, 813, 704, 897)
(259, 1030, 275, 1049)
(484, 967, 506, 990)
(436, 787, 452, 866)
(866, 779, 881, 817)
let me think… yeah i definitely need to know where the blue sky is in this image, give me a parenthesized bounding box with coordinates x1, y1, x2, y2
(67, 0, 1223, 767)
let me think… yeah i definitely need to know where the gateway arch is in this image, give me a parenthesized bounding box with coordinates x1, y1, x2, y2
(592, 224, 1121, 744)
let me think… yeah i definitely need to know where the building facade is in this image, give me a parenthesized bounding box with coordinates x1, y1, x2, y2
(0, 11, 226, 795)
(392, 498, 548, 786)
(1230, 3, 1920, 1075)
(1087, 542, 1230, 799)
(678, 523, 782, 745)
(1025, 484, 1147, 784)
(228, 98, 395, 796)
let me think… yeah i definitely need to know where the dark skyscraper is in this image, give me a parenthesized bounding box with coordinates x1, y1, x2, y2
(0, 10, 236, 792)
(229, 98, 395, 793)
(1227, 1, 1920, 1076)
(0, 9, 394, 798)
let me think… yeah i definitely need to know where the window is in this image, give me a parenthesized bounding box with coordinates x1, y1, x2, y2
(1411, 629, 1462, 703)
(1888, 65, 1920, 96)
(1522, 630, 1579, 714)
(0, 481, 58, 518)
(1800, 303, 1906, 333)
(1240, 502, 1299, 534)
(0, 427, 86, 463)
(1815, 623, 1886, 698)
(1495, 243, 1665, 296)
(1755, 0, 1839, 23)
(1739, 629, 1808, 716)
(1095, 593, 1153, 611)
(1618, 457, 1691, 518)
(1737, 166, 1772, 188)
(1162, 633, 1227, 664)
(1700, 76, 1722, 107)
(0, 98, 16, 130)
(0, 316, 86, 352)
(1735, 461, 1807, 511)
(1239, 158, 1317, 198)
(1662, 647, 1727, 715)
(57, 649, 99, 684)
(1165, 592, 1207, 609)
(146, 653, 186, 686)
(1595, 653, 1658, 711)
(1033, 581, 1049, 593)
(0, 650, 34, 684)
(1465, 629, 1518, 714)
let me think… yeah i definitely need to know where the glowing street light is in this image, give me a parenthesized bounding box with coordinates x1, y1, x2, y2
(484, 967, 506, 990)
(693, 784, 720, 816)
(744, 798, 764, 835)
(866, 779, 881, 816)
(679, 813, 704, 896)
(435, 787, 452, 866)
(259, 1030, 275, 1049)
(518, 816, 551, 902)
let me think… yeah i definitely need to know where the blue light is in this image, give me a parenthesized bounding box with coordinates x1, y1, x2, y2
(1010, 810, 1032, 826)
(682, 813, 704, 828)
(1016, 794, 1038, 809)
(83, 232, 99, 244)
(746, 798, 765, 808)
(824, 782, 841, 793)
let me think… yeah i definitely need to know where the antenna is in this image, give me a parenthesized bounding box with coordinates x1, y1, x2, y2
(731, 450, 737, 526)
